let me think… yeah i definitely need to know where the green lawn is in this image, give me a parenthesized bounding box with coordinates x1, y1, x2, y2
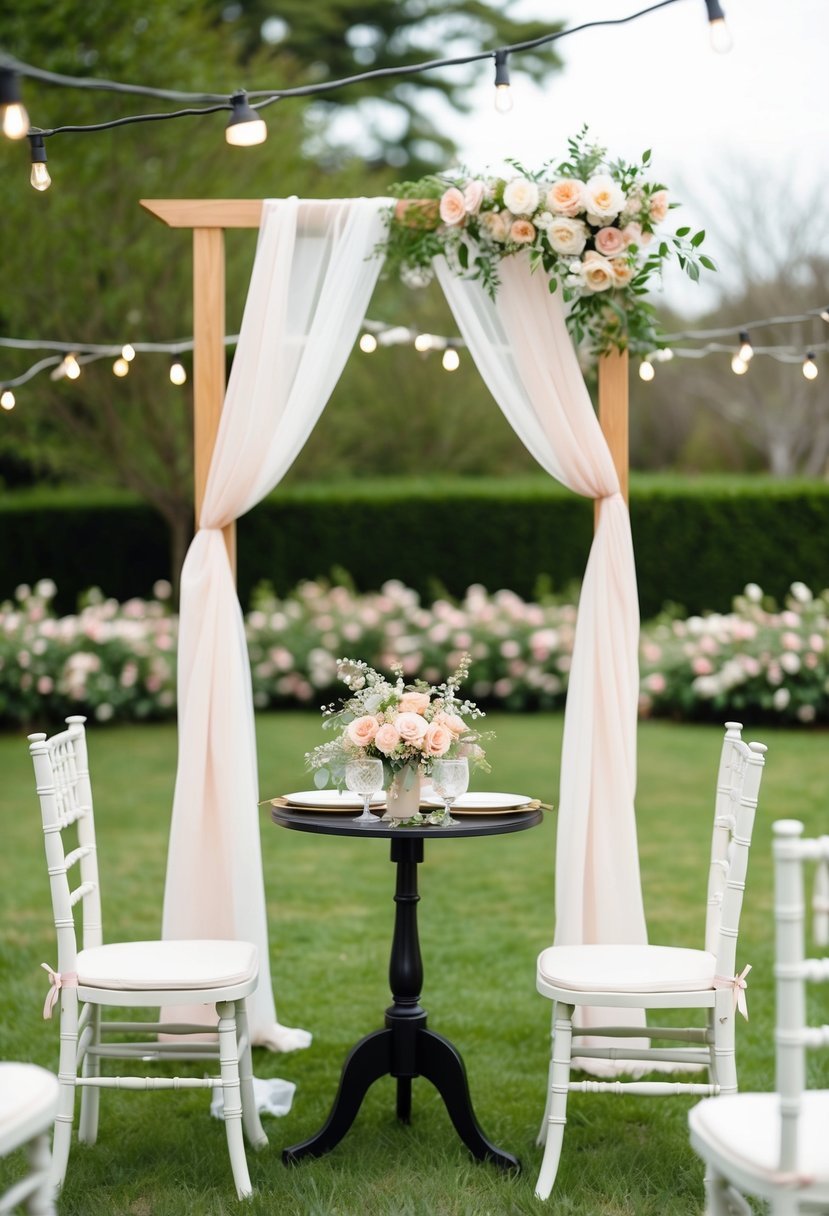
(1, 714, 827, 1215)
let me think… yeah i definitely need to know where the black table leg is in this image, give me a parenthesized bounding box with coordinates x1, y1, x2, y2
(282, 834, 518, 1170)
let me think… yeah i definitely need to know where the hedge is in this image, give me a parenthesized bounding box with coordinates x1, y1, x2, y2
(1, 476, 828, 617)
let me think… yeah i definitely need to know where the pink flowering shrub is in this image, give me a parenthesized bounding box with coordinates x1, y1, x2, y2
(1, 578, 826, 727)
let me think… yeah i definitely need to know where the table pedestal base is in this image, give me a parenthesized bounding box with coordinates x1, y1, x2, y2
(282, 837, 519, 1172)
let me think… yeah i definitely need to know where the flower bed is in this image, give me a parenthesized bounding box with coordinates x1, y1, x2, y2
(1, 578, 826, 728)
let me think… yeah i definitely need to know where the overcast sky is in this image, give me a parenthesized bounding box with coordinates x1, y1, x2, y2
(451, 0, 828, 313)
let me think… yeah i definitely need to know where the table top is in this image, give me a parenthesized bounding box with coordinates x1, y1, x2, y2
(270, 804, 544, 840)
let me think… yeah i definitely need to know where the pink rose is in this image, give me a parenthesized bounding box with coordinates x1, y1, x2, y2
(395, 712, 429, 743)
(374, 724, 401, 755)
(439, 187, 466, 226)
(423, 722, 453, 756)
(463, 180, 485, 215)
(398, 691, 431, 715)
(510, 219, 536, 244)
(649, 190, 668, 223)
(435, 711, 467, 735)
(346, 715, 379, 747)
(594, 226, 626, 257)
(546, 179, 585, 217)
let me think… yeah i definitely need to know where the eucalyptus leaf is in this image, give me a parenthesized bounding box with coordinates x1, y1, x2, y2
(314, 767, 330, 789)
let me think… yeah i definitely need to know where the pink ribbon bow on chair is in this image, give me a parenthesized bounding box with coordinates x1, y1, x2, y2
(713, 963, 752, 1020)
(40, 962, 78, 1019)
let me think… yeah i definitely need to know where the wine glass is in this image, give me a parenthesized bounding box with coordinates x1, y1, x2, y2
(431, 757, 469, 826)
(345, 757, 384, 824)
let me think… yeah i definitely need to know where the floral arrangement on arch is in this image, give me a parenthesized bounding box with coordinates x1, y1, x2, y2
(381, 126, 714, 356)
(305, 654, 490, 792)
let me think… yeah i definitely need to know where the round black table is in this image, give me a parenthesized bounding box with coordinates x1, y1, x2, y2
(270, 804, 543, 1171)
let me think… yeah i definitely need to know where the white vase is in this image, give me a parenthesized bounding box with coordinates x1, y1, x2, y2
(385, 766, 423, 820)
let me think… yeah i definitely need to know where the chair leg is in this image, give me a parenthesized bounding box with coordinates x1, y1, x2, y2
(78, 1004, 101, 1144)
(536, 1002, 556, 1146)
(235, 998, 268, 1150)
(216, 1001, 253, 1199)
(50, 994, 78, 1189)
(25, 1132, 56, 1216)
(535, 1000, 574, 1200)
(712, 989, 738, 1095)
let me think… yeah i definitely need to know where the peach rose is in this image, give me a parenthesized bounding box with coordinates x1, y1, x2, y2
(439, 187, 467, 227)
(546, 217, 588, 256)
(346, 715, 379, 747)
(435, 711, 467, 735)
(581, 251, 615, 292)
(546, 178, 585, 217)
(510, 219, 536, 244)
(610, 258, 634, 286)
(480, 210, 511, 242)
(503, 177, 540, 216)
(584, 174, 625, 221)
(594, 226, 626, 257)
(463, 180, 485, 215)
(649, 189, 669, 223)
(423, 722, 453, 756)
(374, 723, 401, 755)
(395, 712, 429, 743)
(398, 691, 431, 715)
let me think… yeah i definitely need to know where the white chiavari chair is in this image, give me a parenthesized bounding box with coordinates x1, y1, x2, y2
(0, 1063, 58, 1215)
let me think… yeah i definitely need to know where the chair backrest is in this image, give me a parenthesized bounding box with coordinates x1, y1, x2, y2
(704, 722, 767, 977)
(28, 716, 103, 977)
(772, 819, 829, 1173)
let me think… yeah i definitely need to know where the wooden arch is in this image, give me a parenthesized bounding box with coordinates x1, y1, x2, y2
(140, 198, 629, 564)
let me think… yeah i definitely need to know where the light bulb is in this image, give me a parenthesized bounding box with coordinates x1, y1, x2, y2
(113, 357, 130, 377)
(803, 353, 818, 380)
(0, 390, 15, 410)
(64, 354, 81, 380)
(737, 331, 753, 362)
(709, 18, 733, 51)
(28, 132, 51, 191)
(121, 343, 136, 362)
(414, 333, 433, 352)
(639, 360, 655, 382)
(731, 354, 748, 375)
(0, 69, 29, 139)
(169, 360, 187, 385)
(359, 333, 377, 353)
(493, 50, 513, 113)
(225, 92, 267, 146)
(820, 308, 829, 324)
(442, 349, 460, 372)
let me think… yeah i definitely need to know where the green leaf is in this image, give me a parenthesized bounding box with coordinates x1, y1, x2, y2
(691, 230, 706, 247)
(313, 767, 329, 789)
(675, 226, 691, 237)
(642, 148, 651, 163)
(699, 255, 717, 271)
(684, 261, 700, 282)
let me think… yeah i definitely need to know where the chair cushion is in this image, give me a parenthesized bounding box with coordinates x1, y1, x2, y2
(0, 1063, 59, 1136)
(689, 1091, 829, 1183)
(537, 944, 718, 993)
(77, 939, 258, 991)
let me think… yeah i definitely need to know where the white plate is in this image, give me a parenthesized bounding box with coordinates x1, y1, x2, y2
(421, 792, 533, 813)
(282, 790, 386, 811)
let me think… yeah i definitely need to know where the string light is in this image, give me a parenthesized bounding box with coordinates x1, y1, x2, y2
(802, 352, 818, 380)
(27, 132, 51, 191)
(358, 333, 378, 353)
(704, 0, 733, 52)
(730, 354, 748, 375)
(121, 343, 136, 362)
(169, 359, 187, 386)
(0, 390, 15, 410)
(639, 358, 655, 381)
(493, 50, 513, 113)
(821, 309, 829, 324)
(61, 353, 81, 380)
(737, 330, 753, 362)
(414, 333, 435, 352)
(112, 357, 130, 377)
(442, 348, 460, 371)
(225, 91, 267, 146)
(0, 67, 29, 139)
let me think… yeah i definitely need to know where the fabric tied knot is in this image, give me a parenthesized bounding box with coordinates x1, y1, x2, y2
(713, 963, 751, 1020)
(41, 962, 78, 1019)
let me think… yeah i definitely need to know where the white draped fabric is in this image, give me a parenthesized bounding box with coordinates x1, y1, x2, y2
(162, 197, 389, 1047)
(435, 255, 648, 1045)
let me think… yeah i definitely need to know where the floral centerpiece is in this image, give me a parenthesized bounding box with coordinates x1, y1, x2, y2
(380, 126, 714, 356)
(306, 653, 490, 816)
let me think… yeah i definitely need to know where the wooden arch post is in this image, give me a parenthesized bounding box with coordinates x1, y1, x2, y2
(141, 198, 628, 559)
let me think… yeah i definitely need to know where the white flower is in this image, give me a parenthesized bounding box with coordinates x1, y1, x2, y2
(534, 210, 554, 230)
(580, 251, 616, 293)
(773, 687, 791, 711)
(743, 583, 763, 602)
(584, 174, 626, 221)
(790, 581, 812, 603)
(503, 177, 540, 216)
(545, 217, 589, 256)
(400, 262, 434, 289)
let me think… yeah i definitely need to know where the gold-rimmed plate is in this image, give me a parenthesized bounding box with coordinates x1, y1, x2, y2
(279, 790, 386, 812)
(420, 792, 534, 814)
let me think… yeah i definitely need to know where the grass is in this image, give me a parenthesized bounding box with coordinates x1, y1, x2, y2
(1, 713, 827, 1215)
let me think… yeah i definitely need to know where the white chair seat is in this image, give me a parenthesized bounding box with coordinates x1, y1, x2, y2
(537, 944, 718, 994)
(77, 939, 258, 991)
(0, 1063, 59, 1152)
(690, 1091, 829, 1183)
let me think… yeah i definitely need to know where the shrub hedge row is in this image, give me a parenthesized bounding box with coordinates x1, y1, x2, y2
(2, 476, 828, 617)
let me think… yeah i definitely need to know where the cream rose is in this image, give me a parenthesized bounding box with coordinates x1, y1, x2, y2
(503, 177, 540, 216)
(581, 251, 615, 292)
(584, 174, 625, 221)
(510, 218, 536, 244)
(398, 691, 431, 715)
(435, 711, 467, 735)
(546, 217, 588, 256)
(423, 722, 453, 756)
(546, 178, 585, 217)
(594, 226, 626, 257)
(480, 211, 510, 242)
(610, 257, 634, 286)
(649, 189, 669, 223)
(374, 723, 401, 755)
(346, 715, 379, 747)
(439, 187, 466, 227)
(463, 180, 485, 215)
(395, 712, 429, 743)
